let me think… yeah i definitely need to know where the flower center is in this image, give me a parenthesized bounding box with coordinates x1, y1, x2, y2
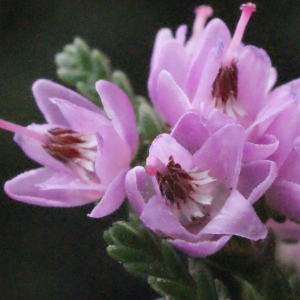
(156, 156, 197, 209)
(44, 127, 97, 173)
(210, 3, 256, 117)
(148, 155, 215, 223)
(212, 61, 238, 107)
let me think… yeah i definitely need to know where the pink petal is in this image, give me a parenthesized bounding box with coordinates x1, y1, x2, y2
(267, 67, 277, 92)
(88, 169, 128, 218)
(192, 40, 223, 107)
(279, 144, 300, 184)
(193, 124, 245, 189)
(149, 134, 193, 171)
(169, 235, 231, 258)
(201, 190, 267, 240)
(4, 168, 102, 207)
(148, 39, 190, 111)
(266, 180, 300, 221)
(175, 25, 187, 45)
(125, 167, 155, 215)
(238, 160, 277, 204)
(200, 103, 236, 134)
(185, 18, 231, 100)
(32, 79, 102, 126)
(96, 80, 138, 156)
(266, 101, 300, 167)
(246, 84, 296, 141)
(156, 70, 192, 126)
(171, 112, 209, 154)
(140, 195, 199, 242)
(95, 127, 131, 186)
(149, 28, 173, 70)
(236, 46, 271, 119)
(49, 98, 110, 133)
(243, 134, 279, 163)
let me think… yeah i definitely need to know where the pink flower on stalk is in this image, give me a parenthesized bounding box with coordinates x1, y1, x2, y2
(126, 110, 275, 257)
(243, 79, 300, 219)
(0, 79, 138, 217)
(265, 134, 300, 221)
(148, 3, 276, 128)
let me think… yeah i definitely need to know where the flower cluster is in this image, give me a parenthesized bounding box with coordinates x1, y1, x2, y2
(2, 3, 300, 262)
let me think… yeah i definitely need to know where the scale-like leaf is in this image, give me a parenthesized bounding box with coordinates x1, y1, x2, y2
(148, 276, 197, 300)
(262, 264, 293, 300)
(104, 219, 199, 299)
(55, 37, 112, 103)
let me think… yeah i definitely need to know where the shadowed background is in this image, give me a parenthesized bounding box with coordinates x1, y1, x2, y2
(1, 0, 300, 299)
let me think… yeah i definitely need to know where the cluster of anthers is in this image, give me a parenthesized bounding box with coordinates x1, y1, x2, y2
(147, 156, 215, 222)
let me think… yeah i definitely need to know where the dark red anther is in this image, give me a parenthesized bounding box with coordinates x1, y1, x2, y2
(44, 144, 82, 163)
(156, 156, 196, 209)
(212, 61, 238, 106)
(48, 128, 84, 144)
(48, 128, 76, 136)
(44, 128, 85, 163)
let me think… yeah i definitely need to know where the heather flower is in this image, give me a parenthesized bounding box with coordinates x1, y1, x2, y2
(126, 110, 275, 257)
(242, 79, 300, 220)
(148, 3, 276, 129)
(265, 134, 300, 221)
(0, 79, 138, 217)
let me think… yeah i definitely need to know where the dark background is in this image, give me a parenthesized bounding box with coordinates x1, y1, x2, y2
(1, 0, 300, 299)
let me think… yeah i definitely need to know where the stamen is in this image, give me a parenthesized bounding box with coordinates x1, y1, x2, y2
(0, 119, 48, 144)
(192, 5, 213, 40)
(156, 156, 197, 208)
(212, 61, 238, 106)
(186, 5, 213, 54)
(152, 156, 215, 221)
(223, 3, 256, 66)
(44, 128, 97, 174)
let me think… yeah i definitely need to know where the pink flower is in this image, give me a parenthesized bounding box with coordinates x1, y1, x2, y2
(148, 3, 276, 129)
(126, 110, 275, 257)
(0, 79, 138, 217)
(244, 79, 300, 220)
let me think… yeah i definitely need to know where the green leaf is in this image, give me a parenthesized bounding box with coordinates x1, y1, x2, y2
(112, 70, 135, 102)
(262, 264, 293, 300)
(104, 219, 200, 300)
(148, 276, 197, 300)
(55, 37, 112, 103)
(190, 260, 218, 300)
(289, 274, 300, 300)
(238, 278, 264, 300)
(136, 96, 163, 139)
(124, 261, 166, 278)
(160, 240, 191, 284)
(105, 221, 159, 252)
(107, 245, 156, 263)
